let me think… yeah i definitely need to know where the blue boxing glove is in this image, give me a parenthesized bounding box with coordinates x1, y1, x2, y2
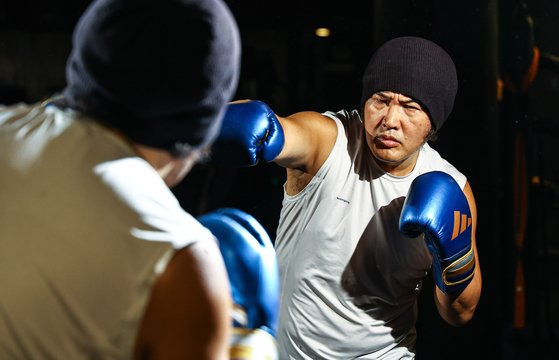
(399, 171, 476, 295)
(198, 208, 280, 359)
(211, 100, 285, 167)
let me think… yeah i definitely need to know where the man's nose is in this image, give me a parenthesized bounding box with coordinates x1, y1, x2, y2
(382, 105, 400, 128)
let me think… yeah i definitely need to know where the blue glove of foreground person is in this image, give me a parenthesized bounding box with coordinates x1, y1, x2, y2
(211, 100, 285, 166)
(198, 208, 280, 360)
(399, 171, 476, 295)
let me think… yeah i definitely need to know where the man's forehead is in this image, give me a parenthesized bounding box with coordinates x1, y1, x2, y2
(374, 91, 417, 102)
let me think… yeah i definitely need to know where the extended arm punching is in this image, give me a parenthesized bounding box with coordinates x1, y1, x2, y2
(210, 100, 337, 177)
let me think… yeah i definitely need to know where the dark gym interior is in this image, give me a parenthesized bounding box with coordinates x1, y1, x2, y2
(1, 0, 558, 358)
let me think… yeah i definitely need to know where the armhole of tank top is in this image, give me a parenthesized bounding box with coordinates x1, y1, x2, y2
(316, 112, 344, 179)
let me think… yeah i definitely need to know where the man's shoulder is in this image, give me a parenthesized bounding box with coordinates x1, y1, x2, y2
(322, 109, 361, 123)
(322, 109, 363, 140)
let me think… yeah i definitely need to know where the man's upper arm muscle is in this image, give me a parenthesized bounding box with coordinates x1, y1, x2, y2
(134, 240, 231, 360)
(275, 111, 338, 175)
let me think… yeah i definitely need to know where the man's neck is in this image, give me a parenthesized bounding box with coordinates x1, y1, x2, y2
(375, 150, 420, 176)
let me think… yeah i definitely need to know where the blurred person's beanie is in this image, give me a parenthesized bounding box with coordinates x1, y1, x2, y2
(62, 0, 241, 156)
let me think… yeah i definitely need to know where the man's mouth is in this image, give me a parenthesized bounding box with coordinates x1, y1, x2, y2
(375, 135, 400, 148)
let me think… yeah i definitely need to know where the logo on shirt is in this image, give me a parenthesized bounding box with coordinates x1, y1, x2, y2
(451, 210, 472, 240)
(336, 196, 350, 204)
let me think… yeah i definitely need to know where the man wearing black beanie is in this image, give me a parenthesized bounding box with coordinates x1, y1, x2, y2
(211, 36, 482, 358)
(0, 0, 253, 358)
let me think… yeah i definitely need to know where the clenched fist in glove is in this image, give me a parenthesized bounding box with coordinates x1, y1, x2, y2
(210, 100, 285, 167)
(399, 171, 476, 295)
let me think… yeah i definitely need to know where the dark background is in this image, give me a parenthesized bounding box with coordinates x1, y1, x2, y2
(1, 0, 558, 358)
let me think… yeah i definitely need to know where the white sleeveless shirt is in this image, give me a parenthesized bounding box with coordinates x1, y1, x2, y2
(275, 109, 466, 359)
(0, 103, 214, 358)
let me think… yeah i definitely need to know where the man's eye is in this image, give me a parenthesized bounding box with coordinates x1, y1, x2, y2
(373, 98, 387, 105)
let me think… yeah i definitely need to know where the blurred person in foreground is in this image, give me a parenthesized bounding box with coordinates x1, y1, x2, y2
(0, 0, 244, 358)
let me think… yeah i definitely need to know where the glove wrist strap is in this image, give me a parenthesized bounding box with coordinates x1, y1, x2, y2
(442, 247, 475, 291)
(230, 328, 278, 360)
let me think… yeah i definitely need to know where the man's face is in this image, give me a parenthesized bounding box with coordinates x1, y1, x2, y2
(363, 91, 432, 175)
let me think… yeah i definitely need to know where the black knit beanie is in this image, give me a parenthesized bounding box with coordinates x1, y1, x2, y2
(62, 0, 241, 156)
(360, 36, 457, 131)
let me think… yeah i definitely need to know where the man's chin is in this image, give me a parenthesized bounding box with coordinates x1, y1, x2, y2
(371, 149, 401, 165)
